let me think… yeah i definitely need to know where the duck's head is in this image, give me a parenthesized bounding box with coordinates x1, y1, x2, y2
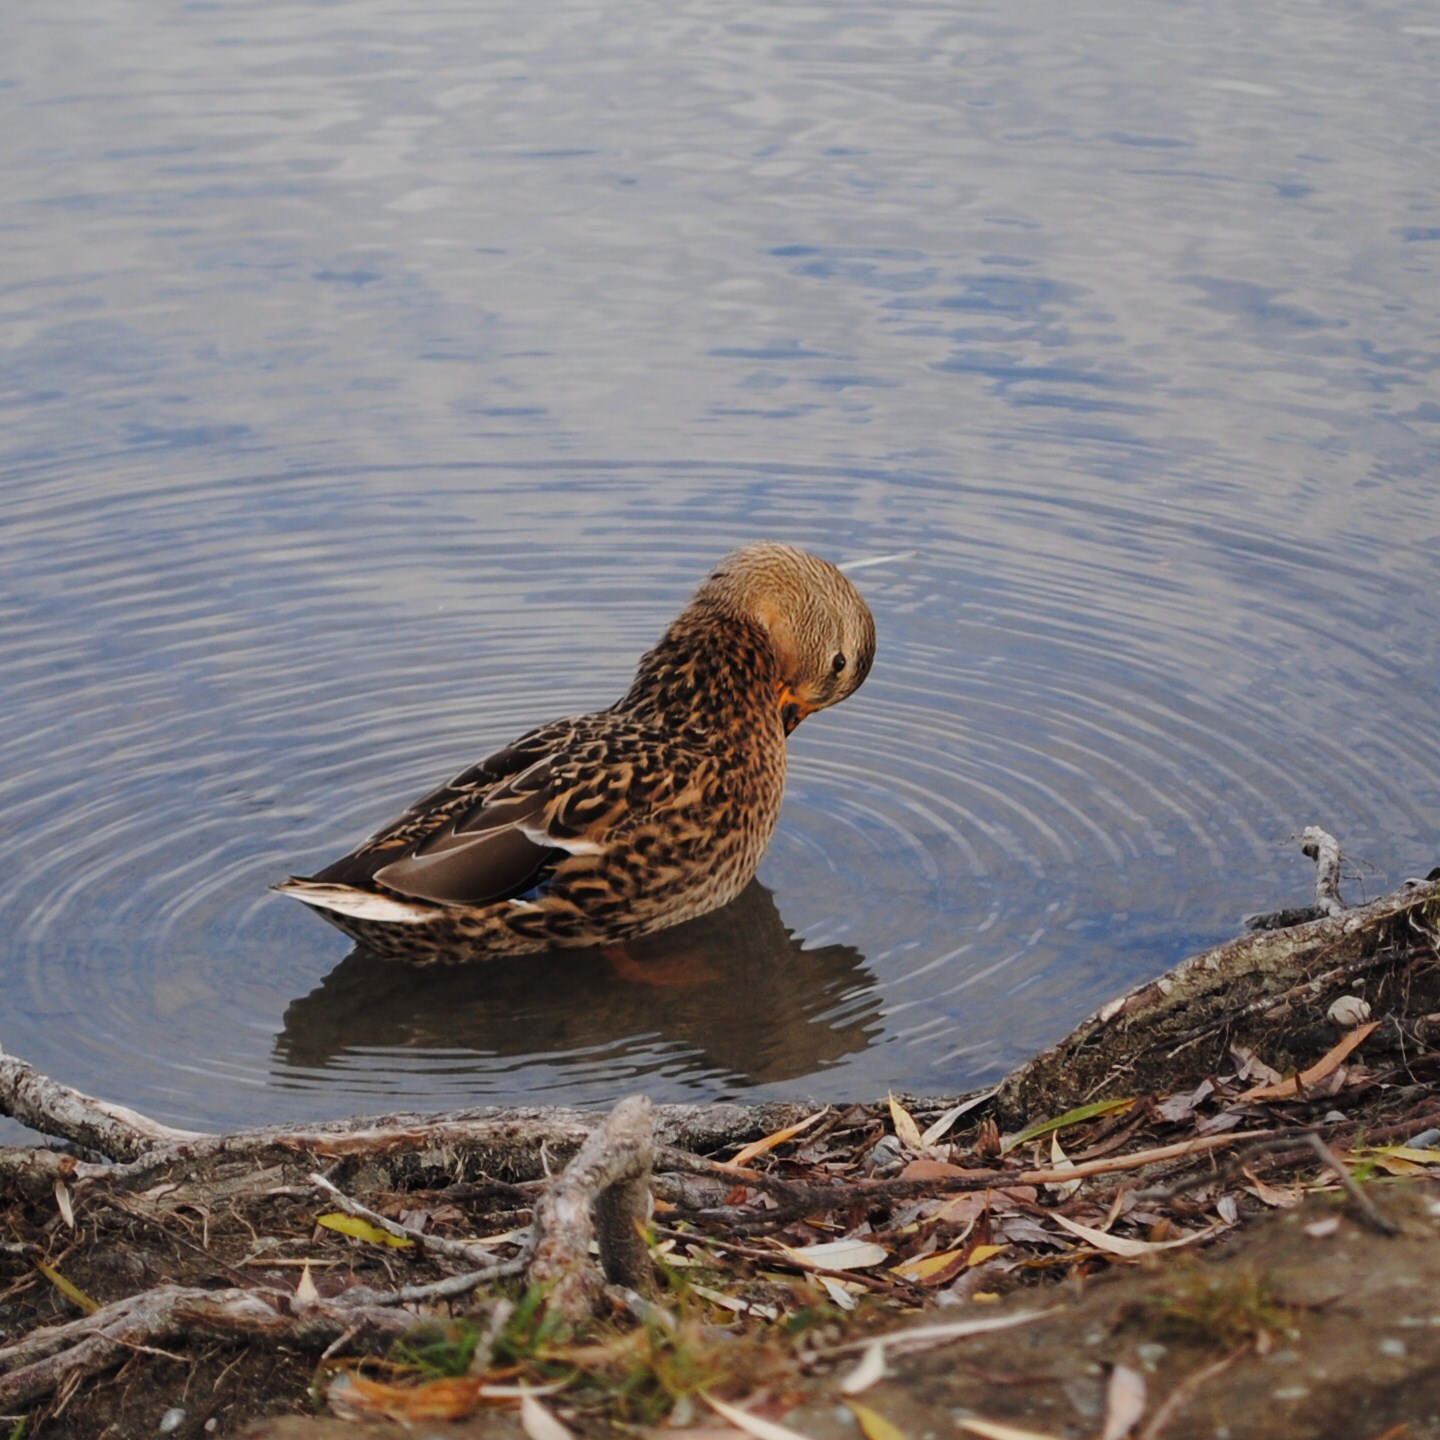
(700, 543, 877, 734)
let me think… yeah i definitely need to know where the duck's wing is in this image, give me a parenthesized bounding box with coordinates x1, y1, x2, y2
(302, 719, 644, 908)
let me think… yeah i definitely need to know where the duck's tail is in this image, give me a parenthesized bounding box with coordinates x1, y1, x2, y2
(271, 877, 436, 925)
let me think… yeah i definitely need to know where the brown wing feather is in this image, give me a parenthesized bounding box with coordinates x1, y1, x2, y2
(305, 725, 571, 900)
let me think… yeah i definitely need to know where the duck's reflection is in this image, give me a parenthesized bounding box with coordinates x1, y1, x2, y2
(274, 881, 879, 1087)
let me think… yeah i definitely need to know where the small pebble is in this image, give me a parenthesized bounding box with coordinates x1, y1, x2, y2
(1406, 1127, 1440, 1150)
(1379, 1337, 1407, 1358)
(205, 1424, 218, 1435)
(1326, 995, 1371, 1026)
(159, 1409, 186, 1434)
(1272, 1387, 1310, 1401)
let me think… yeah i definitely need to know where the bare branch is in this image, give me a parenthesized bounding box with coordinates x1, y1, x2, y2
(1299, 825, 1345, 916)
(0, 1047, 209, 1162)
(529, 1094, 657, 1321)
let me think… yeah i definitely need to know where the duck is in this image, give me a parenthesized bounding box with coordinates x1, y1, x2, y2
(275, 543, 876, 962)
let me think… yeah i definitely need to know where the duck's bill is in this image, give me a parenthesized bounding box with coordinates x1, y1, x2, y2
(778, 685, 818, 735)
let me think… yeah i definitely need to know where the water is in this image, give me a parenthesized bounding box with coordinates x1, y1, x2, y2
(2, 0, 1437, 1134)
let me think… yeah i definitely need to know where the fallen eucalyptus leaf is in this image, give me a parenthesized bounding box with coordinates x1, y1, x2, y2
(316, 1212, 414, 1249)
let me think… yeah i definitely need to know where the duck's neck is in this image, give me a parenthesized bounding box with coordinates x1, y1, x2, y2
(617, 602, 783, 730)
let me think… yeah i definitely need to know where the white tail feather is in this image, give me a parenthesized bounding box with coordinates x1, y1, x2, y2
(274, 880, 435, 924)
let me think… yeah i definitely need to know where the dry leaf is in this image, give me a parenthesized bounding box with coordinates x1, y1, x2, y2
(1229, 1046, 1283, 1087)
(294, 1260, 320, 1305)
(702, 1393, 813, 1440)
(1363, 1145, 1440, 1167)
(892, 1248, 969, 1285)
(1156, 1079, 1215, 1123)
(919, 1090, 998, 1147)
(967, 1243, 1009, 1267)
(468, 1224, 534, 1247)
(53, 1179, 75, 1230)
(1051, 1214, 1212, 1259)
(521, 1393, 575, 1440)
(817, 1275, 860, 1311)
(1100, 1363, 1146, 1440)
(888, 1094, 926, 1152)
(845, 1398, 907, 1440)
(691, 1283, 781, 1320)
(1241, 1167, 1300, 1208)
(778, 1238, 888, 1271)
(932, 1185, 1035, 1226)
(1046, 1133, 1081, 1200)
(1364, 1153, 1426, 1176)
(328, 1373, 564, 1421)
(721, 1109, 829, 1170)
(1239, 1021, 1379, 1101)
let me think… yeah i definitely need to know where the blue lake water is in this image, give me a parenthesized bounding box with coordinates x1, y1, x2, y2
(2, 0, 1437, 1134)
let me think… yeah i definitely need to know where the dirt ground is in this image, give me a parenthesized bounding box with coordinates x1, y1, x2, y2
(246, 1180, 1440, 1440)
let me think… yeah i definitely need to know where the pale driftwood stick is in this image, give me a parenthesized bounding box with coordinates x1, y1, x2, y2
(1299, 825, 1345, 916)
(336, 1263, 530, 1309)
(528, 1094, 656, 1322)
(0, 1047, 210, 1162)
(307, 1171, 525, 1269)
(0, 1285, 414, 1410)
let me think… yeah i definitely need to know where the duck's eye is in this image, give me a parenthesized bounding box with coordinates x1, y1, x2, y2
(832, 652, 847, 675)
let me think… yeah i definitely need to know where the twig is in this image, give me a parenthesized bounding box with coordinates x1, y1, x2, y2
(1299, 826, 1345, 917)
(0, 1285, 412, 1410)
(307, 1171, 516, 1269)
(528, 1094, 657, 1322)
(0, 1049, 209, 1163)
(333, 1262, 530, 1309)
(1303, 1134, 1399, 1237)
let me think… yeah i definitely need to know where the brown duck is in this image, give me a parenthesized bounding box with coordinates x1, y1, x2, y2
(274, 543, 876, 962)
